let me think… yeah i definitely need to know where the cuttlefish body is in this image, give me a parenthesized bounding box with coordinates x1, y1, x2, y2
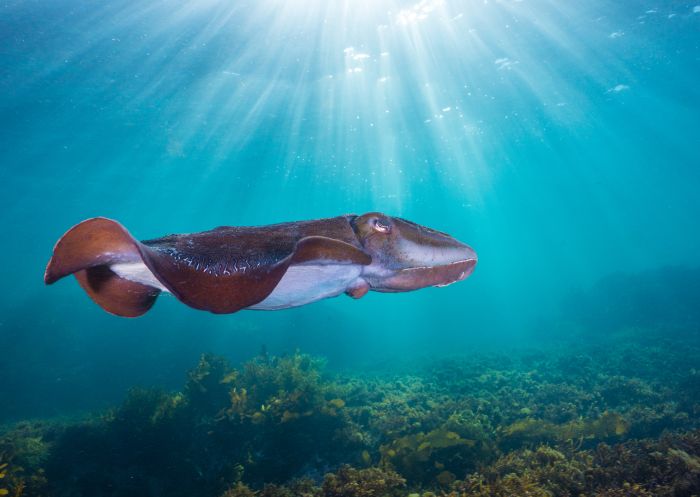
(44, 213, 477, 317)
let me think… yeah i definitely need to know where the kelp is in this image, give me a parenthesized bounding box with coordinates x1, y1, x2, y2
(0, 421, 53, 497)
(379, 423, 494, 485)
(0, 324, 698, 497)
(0, 459, 9, 497)
(500, 411, 630, 448)
(448, 445, 591, 497)
(221, 465, 404, 497)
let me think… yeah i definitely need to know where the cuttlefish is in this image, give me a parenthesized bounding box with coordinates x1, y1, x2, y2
(44, 213, 477, 317)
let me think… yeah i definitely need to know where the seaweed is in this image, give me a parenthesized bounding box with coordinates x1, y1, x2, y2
(321, 465, 405, 497)
(500, 410, 629, 449)
(0, 458, 11, 497)
(220, 465, 404, 497)
(0, 320, 698, 497)
(37, 351, 366, 495)
(379, 416, 495, 485)
(448, 445, 590, 496)
(0, 421, 54, 497)
(185, 353, 236, 417)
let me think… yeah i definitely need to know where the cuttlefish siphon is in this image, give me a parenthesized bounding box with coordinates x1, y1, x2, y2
(44, 213, 477, 317)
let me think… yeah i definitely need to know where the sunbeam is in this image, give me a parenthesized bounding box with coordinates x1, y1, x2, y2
(10, 0, 645, 210)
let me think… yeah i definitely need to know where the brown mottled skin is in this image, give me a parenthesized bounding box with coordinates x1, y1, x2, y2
(45, 213, 477, 317)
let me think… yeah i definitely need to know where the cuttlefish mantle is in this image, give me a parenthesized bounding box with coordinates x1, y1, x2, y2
(44, 213, 477, 317)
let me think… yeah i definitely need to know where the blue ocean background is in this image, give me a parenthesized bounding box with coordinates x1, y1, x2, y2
(1, 0, 699, 425)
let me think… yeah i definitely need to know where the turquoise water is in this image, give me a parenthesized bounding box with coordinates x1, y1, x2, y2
(1, 0, 699, 430)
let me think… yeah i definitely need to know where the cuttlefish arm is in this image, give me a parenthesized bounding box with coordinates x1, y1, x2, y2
(45, 216, 370, 317)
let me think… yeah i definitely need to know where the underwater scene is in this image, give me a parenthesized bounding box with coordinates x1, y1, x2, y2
(1, 0, 700, 495)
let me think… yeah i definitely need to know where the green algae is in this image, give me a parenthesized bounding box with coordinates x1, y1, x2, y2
(378, 421, 494, 485)
(0, 421, 54, 497)
(221, 465, 404, 497)
(501, 410, 630, 448)
(1, 327, 698, 497)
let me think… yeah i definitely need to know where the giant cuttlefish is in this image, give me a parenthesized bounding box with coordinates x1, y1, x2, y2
(44, 213, 477, 317)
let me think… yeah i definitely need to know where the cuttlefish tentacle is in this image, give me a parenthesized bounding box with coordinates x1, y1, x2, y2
(45, 213, 477, 317)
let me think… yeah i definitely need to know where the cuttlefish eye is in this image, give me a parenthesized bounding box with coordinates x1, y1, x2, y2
(372, 217, 392, 233)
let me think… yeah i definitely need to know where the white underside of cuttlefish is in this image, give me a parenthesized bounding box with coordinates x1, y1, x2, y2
(111, 262, 364, 310)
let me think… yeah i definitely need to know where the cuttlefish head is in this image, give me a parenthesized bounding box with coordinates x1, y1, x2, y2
(350, 212, 477, 292)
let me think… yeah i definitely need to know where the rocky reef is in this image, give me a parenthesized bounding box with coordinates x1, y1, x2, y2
(1, 322, 698, 497)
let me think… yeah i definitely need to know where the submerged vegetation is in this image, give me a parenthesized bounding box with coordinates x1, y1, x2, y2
(1, 320, 698, 497)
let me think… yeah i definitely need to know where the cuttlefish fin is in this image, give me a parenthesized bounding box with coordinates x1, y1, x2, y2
(291, 236, 372, 266)
(140, 249, 291, 314)
(44, 217, 160, 317)
(45, 221, 373, 316)
(140, 236, 371, 314)
(74, 266, 159, 317)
